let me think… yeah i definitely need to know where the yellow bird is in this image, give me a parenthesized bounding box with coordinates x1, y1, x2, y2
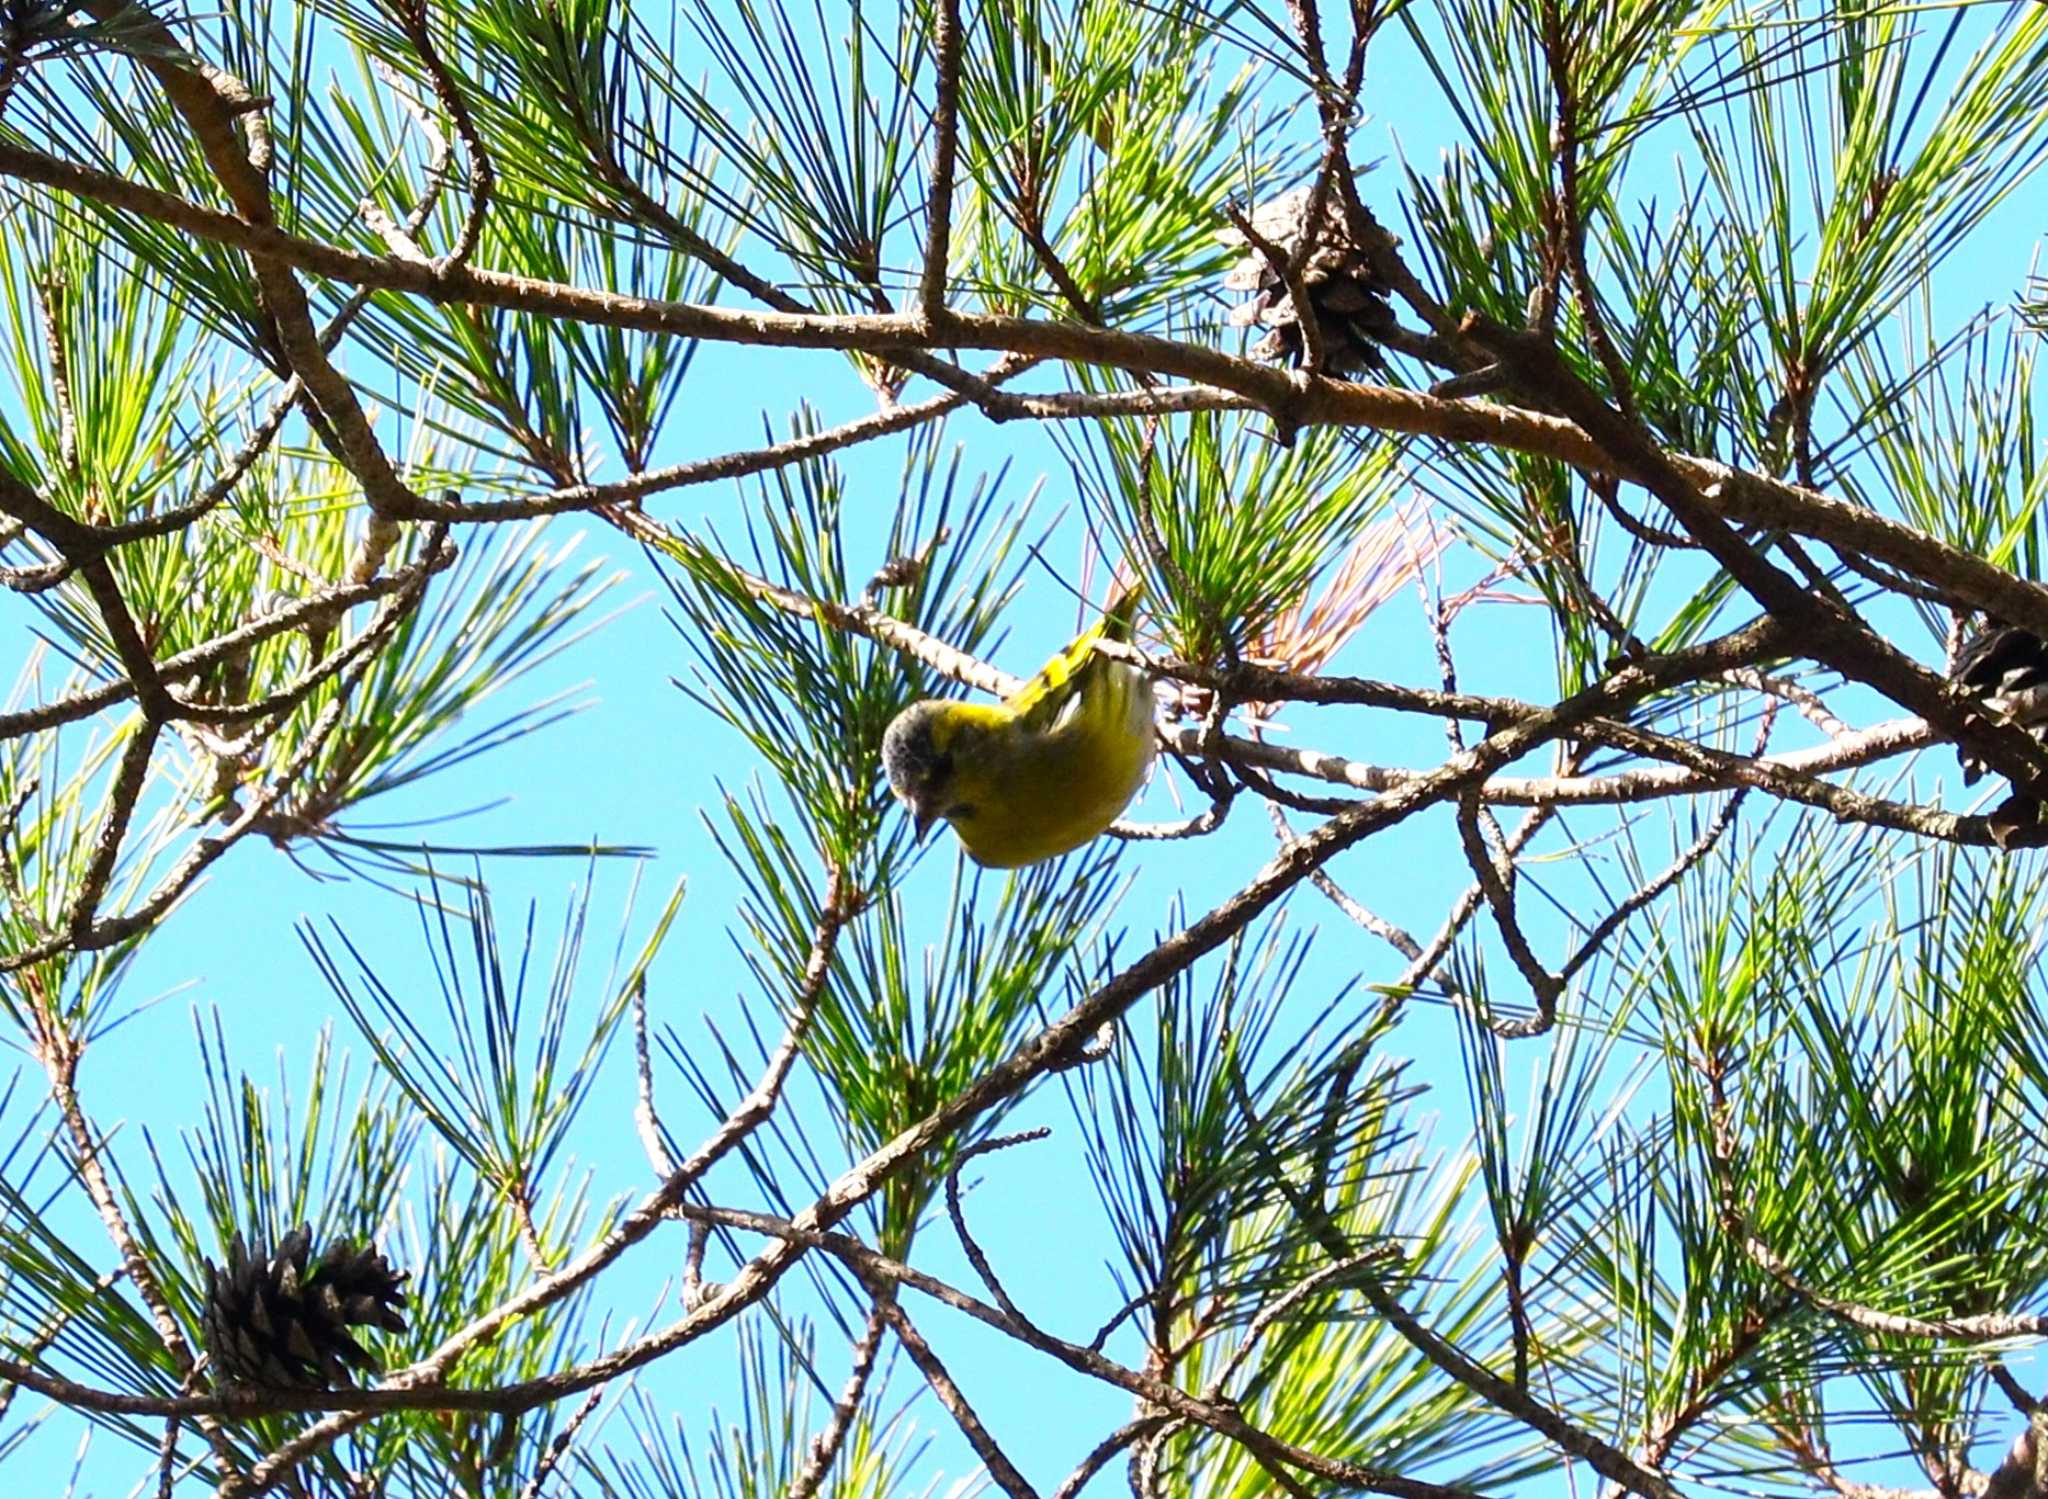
(882, 590, 1155, 868)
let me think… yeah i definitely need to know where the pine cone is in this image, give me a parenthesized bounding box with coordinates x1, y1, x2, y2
(203, 1227, 409, 1389)
(1219, 185, 1393, 373)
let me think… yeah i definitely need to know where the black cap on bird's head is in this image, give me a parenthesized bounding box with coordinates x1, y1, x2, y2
(882, 701, 956, 841)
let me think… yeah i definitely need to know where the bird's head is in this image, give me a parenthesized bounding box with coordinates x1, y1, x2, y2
(882, 700, 967, 841)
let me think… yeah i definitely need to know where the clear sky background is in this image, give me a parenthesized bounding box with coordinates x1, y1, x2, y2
(2, 3, 2046, 1494)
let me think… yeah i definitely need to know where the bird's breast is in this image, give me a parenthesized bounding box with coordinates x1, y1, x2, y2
(949, 662, 1155, 868)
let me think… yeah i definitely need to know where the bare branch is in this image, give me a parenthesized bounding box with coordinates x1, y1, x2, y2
(919, 0, 962, 325)
(1051, 1416, 1172, 1499)
(1200, 1250, 1391, 1404)
(5, 131, 2048, 654)
(66, 717, 160, 940)
(392, 0, 493, 267)
(787, 1300, 889, 1499)
(515, 1383, 606, 1499)
(0, 529, 455, 744)
(630, 976, 675, 1178)
(867, 1282, 1038, 1499)
(1456, 791, 1562, 1035)
(945, 1128, 1053, 1324)
(1557, 706, 1770, 983)
(687, 1204, 1485, 1499)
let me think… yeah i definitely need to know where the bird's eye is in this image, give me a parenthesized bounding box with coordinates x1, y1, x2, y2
(946, 803, 975, 821)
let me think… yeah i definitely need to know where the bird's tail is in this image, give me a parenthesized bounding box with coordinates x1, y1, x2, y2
(1100, 579, 1144, 644)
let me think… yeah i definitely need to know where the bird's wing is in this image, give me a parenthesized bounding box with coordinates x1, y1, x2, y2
(1955, 624, 2048, 695)
(1007, 619, 1107, 730)
(1953, 624, 2048, 785)
(1004, 585, 1143, 732)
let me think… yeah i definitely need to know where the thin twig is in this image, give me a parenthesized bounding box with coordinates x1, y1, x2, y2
(1051, 1416, 1172, 1499)
(687, 1203, 1487, 1499)
(43, 1034, 247, 1483)
(515, 1382, 606, 1499)
(1223, 195, 1326, 376)
(1422, 558, 1512, 858)
(37, 275, 78, 479)
(787, 1300, 888, 1499)
(65, 716, 160, 940)
(866, 1280, 1038, 1498)
(1556, 704, 1769, 983)
(1268, 798, 1485, 1007)
(1540, 3, 1635, 420)
(1014, 211, 1103, 325)
(0, 533, 454, 744)
(154, 1408, 182, 1499)
(1986, 1361, 2039, 1416)
(1110, 780, 1235, 842)
(1591, 474, 1694, 549)
(509, 1187, 552, 1273)
(1199, 1250, 1388, 1403)
(630, 975, 676, 1177)
(945, 1127, 1052, 1323)
(1732, 1214, 2048, 1343)
(156, 1359, 211, 1499)
(1130, 1417, 1186, 1499)
(1, 560, 443, 972)
(1455, 791, 1562, 1035)
(682, 1218, 711, 1311)
(919, 0, 962, 324)
(1836, 542, 1958, 607)
(1719, 668, 1848, 738)
(1229, 1065, 1678, 1499)
(394, 0, 493, 267)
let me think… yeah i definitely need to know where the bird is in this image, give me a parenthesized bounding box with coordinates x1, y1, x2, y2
(881, 589, 1155, 868)
(1951, 621, 2048, 782)
(1950, 620, 2048, 845)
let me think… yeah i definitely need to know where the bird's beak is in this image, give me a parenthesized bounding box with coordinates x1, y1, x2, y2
(912, 805, 937, 842)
